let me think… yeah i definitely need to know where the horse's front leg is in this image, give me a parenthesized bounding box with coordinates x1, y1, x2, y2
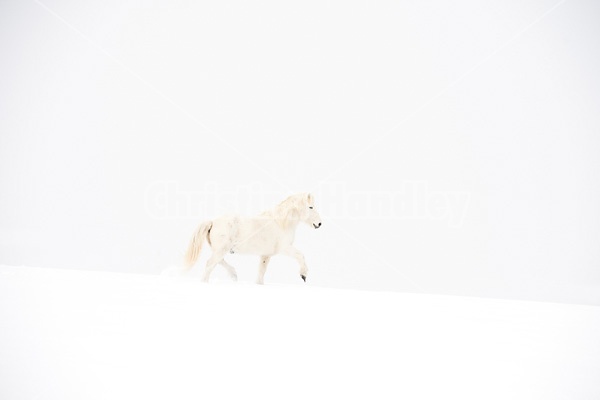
(282, 246, 308, 282)
(256, 255, 271, 285)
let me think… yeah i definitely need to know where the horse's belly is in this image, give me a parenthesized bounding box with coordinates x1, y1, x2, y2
(233, 232, 276, 255)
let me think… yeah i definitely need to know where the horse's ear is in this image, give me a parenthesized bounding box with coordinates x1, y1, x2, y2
(306, 193, 313, 203)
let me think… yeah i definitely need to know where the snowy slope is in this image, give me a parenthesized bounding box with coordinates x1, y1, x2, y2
(1, 265, 599, 400)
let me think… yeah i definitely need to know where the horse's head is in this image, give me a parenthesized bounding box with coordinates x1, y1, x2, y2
(274, 193, 322, 229)
(299, 193, 322, 229)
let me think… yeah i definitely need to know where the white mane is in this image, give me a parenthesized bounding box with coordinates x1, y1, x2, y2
(264, 193, 309, 229)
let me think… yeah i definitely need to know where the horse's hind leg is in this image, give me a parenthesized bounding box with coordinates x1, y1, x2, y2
(202, 250, 226, 283)
(220, 259, 237, 282)
(256, 255, 271, 285)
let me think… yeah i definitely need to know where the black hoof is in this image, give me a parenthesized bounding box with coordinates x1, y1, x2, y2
(301, 275, 306, 282)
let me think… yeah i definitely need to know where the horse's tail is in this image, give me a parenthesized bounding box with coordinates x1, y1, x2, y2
(184, 221, 212, 268)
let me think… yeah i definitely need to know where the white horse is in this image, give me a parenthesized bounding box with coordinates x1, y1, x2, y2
(184, 193, 322, 284)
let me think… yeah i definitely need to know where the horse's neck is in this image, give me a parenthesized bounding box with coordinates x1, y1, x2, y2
(283, 219, 299, 231)
(281, 220, 299, 241)
(265, 206, 300, 234)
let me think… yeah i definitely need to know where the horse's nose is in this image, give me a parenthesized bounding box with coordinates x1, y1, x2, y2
(316, 222, 322, 228)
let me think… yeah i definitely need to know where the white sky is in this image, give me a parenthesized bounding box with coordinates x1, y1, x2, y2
(1, 0, 599, 304)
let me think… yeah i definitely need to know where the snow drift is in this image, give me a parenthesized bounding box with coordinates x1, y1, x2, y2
(1, 265, 599, 400)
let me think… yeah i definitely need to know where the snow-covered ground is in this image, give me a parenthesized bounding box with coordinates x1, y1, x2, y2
(1, 265, 599, 400)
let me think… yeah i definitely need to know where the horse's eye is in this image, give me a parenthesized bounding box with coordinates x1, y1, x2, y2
(309, 206, 313, 209)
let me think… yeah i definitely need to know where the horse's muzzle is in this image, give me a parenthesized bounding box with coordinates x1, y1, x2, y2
(313, 222, 322, 229)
